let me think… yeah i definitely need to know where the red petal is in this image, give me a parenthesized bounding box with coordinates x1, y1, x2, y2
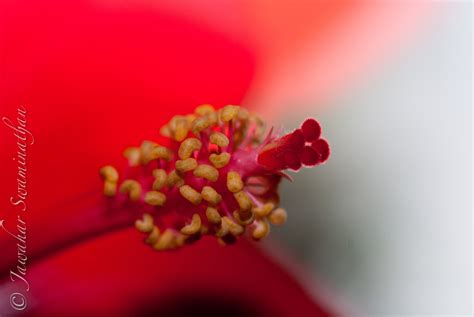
(301, 118, 322, 142)
(311, 139, 331, 163)
(0, 230, 335, 316)
(0, 0, 255, 253)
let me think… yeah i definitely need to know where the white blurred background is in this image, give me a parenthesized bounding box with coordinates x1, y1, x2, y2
(268, 3, 472, 316)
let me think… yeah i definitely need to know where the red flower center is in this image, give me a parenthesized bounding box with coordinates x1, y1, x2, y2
(100, 105, 330, 250)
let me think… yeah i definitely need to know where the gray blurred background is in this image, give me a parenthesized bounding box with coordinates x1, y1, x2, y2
(268, 4, 472, 316)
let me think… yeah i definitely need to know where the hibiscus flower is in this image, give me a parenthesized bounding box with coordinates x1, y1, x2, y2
(0, 1, 434, 316)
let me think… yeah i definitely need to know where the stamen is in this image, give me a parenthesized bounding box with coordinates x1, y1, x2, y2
(205, 111, 219, 126)
(179, 185, 202, 205)
(150, 145, 172, 161)
(201, 186, 222, 205)
(252, 219, 270, 240)
(195, 104, 215, 116)
(252, 203, 275, 218)
(220, 105, 240, 122)
(191, 116, 210, 135)
(140, 140, 158, 164)
(193, 164, 219, 182)
(144, 191, 166, 206)
(180, 213, 202, 235)
(145, 226, 160, 245)
(216, 218, 229, 238)
(135, 213, 154, 233)
(99, 165, 119, 182)
(174, 117, 189, 142)
(175, 233, 188, 247)
(123, 147, 141, 166)
(227, 171, 243, 193)
(152, 229, 176, 251)
(175, 158, 198, 173)
(101, 105, 330, 251)
(159, 125, 172, 138)
(237, 108, 250, 121)
(103, 181, 117, 197)
(233, 191, 253, 211)
(209, 153, 231, 168)
(178, 138, 202, 160)
(268, 208, 287, 226)
(222, 216, 244, 236)
(210, 132, 230, 147)
(167, 170, 184, 187)
(205, 206, 222, 224)
(120, 180, 142, 201)
(152, 169, 167, 191)
(233, 210, 254, 226)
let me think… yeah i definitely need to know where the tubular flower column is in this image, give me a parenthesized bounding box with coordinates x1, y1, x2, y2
(100, 105, 330, 251)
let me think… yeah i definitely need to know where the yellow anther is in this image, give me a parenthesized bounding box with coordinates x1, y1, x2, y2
(140, 140, 157, 164)
(234, 191, 253, 211)
(167, 170, 184, 187)
(210, 132, 229, 147)
(216, 218, 229, 237)
(201, 186, 222, 205)
(168, 115, 185, 131)
(206, 111, 219, 126)
(123, 147, 141, 166)
(178, 138, 202, 160)
(144, 191, 166, 206)
(120, 179, 142, 201)
(205, 206, 222, 224)
(135, 213, 154, 233)
(191, 116, 210, 134)
(175, 158, 198, 173)
(195, 104, 215, 116)
(252, 203, 275, 218)
(193, 164, 219, 182)
(209, 153, 231, 168)
(152, 229, 176, 251)
(179, 185, 202, 205)
(222, 216, 244, 236)
(150, 146, 172, 162)
(159, 125, 172, 138)
(252, 219, 270, 240)
(227, 171, 243, 193)
(99, 165, 119, 182)
(103, 180, 117, 197)
(238, 108, 250, 121)
(152, 169, 167, 191)
(268, 208, 287, 226)
(220, 105, 240, 122)
(180, 213, 202, 235)
(186, 114, 197, 125)
(174, 118, 189, 142)
(233, 210, 254, 226)
(175, 233, 188, 247)
(145, 226, 160, 245)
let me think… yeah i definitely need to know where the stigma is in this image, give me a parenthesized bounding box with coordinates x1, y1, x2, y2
(99, 105, 330, 251)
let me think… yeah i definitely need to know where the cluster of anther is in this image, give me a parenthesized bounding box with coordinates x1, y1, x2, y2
(100, 105, 329, 251)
